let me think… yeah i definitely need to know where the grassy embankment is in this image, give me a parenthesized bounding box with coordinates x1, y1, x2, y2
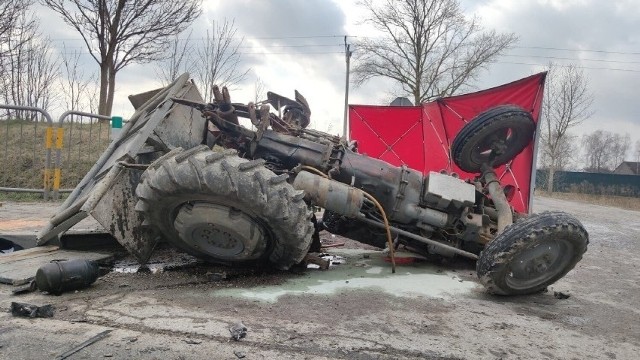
(0, 119, 110, 201)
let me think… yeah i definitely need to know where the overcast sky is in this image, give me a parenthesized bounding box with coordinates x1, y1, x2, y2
(39, 0, 640, 162)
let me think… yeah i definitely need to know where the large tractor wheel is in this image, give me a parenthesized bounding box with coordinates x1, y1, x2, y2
(135, 145, 314, 269)
(451, 105, 535, 173)
(477, 211, 588, 295)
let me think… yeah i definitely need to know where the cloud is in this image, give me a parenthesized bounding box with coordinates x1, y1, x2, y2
(465, 0, 640, 151)
(32, 0, 640, 160)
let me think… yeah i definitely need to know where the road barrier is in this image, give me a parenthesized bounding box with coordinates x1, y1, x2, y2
(1, 105, 117, 200)
(0, 104, 54, 199)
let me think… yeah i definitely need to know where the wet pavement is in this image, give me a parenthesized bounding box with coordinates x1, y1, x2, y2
(0, 196, 639, 359)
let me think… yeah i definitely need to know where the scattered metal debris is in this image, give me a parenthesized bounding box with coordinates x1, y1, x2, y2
(183, 338, 202, 345)
(35, 259, 99, 295)
(11, 280, 37, 295)
(10, 302, 54, 318)
(234, 350, 247, 358)
(55, 329, 112, 360)
(229, 322, 247, 341)
(304, 254, 330, 270)
(554, 291, 571, 299)
(112, 249, 201, 274)
(306, 253, 347, 270)
(207, 272, 228, 281)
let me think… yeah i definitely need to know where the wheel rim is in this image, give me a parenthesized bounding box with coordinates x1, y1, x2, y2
(173, 202, 269, 260)
(452, 106, 535, 173)
(470, 125, 521, 165)
(505, 239, 574, 290)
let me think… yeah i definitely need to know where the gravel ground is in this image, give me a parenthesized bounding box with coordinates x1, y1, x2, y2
(0, 195, 638, 359)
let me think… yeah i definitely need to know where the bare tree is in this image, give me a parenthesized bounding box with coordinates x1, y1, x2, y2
(353, 0, 517, 105)
(540, 64, 594, 192)
(253, 77, 266, 104)
(0, 9, 59, 120)
(60, 44, 96, 112)
(156, 31, 194, 85)
(0, 0, 31, 58)
(195, 19, 248, 102)
(611, 132, 631, 166)
(583, 131, 631, 172)
(42, 0, 202, 116)
(539, 133, 577, 170)
(582, 130, 612, 173)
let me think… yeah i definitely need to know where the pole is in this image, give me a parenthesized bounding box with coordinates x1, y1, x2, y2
(343, 36, 352, 140)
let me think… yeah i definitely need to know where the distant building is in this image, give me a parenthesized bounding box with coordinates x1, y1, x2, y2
(613, 161, 640, 175)
(390, 97, 413, 106)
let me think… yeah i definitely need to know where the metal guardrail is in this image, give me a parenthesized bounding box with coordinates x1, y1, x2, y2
(0, 104, 54, 199)
(1, 105, 115, 200)
(53, 111, 112, 200)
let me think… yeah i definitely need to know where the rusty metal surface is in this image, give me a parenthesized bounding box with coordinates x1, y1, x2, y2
(90, 167, 157, 263)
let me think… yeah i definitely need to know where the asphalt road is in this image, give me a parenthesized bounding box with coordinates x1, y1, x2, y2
(0, 195, 638, 359)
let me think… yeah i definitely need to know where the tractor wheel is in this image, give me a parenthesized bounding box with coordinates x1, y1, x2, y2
(451, 105, 535, 173)
(477, 211, 588, 295)
(135, 145, 314, 270)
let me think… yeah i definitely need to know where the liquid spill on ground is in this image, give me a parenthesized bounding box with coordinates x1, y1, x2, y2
(215, 249, 479, 302)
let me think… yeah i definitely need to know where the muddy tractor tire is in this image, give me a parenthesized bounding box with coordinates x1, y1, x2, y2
(477, 211, 588, 295)
(135, 145, 314, 269)
(452, 105, 535, 173)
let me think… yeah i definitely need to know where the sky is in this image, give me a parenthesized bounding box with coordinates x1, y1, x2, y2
(36, 0, 640, 164)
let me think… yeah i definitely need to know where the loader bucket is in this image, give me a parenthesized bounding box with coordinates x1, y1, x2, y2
(37, 73, 207, 263)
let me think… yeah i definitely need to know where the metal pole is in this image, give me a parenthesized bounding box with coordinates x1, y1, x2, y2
(343, 36, 352, 140)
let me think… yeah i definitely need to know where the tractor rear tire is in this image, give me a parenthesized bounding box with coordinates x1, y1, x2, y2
(135, 146, 314, 269)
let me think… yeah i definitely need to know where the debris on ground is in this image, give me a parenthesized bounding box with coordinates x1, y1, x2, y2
(10, 302, 54, 318)
(321, 242, 345, 248)
(207, 271, 228, 281)
(304, 254, 330, 269)
(55, 329, 112, 360)
(183, 338, 203, 345)
(36, 259, 100, 295)
(554, 291, 571, 299)
(11, 280, 37, 295)
(112, 248, 201, 274)
(234, 350, 246, 359)
(229, 322, 247, 341)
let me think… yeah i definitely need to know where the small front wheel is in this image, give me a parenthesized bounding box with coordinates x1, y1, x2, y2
(477, 211, 588, 295)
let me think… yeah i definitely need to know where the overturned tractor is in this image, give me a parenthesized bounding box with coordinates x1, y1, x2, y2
(38, 74, 588, 295)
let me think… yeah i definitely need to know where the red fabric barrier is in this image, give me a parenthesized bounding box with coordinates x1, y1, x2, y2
(349, 72, 546, 213)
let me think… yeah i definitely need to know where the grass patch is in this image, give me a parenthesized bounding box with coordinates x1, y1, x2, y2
(536, 190, 640, 211)
(0, 119, 110, 190)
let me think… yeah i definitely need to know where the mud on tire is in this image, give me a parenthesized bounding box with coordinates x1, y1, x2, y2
(135, 145, 314, 269)
(477, 211, 588, 295)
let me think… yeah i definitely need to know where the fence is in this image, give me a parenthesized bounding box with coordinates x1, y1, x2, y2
(0, 105, 114, 200)
(536, 169, 640, 197)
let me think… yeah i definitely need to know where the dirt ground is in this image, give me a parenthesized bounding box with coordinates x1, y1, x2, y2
(0, 195, 639, 359)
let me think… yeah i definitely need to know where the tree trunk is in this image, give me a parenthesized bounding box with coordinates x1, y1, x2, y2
(547, 167, 555, 193)
(105, 65, 116, 117)
(98, 63, 109, 115)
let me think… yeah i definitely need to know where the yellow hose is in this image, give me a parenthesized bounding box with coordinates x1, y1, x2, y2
(362, 192, 396, 273)
(298, 166, 396, 273)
